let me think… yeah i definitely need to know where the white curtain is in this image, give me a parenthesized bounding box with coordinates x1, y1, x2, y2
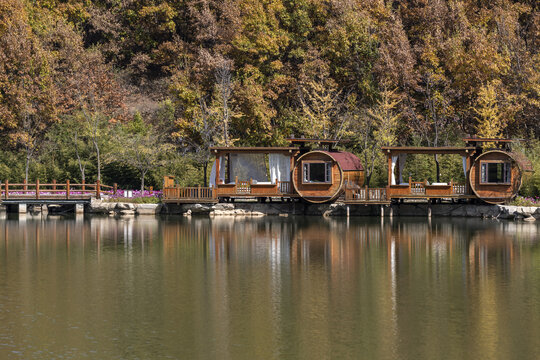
(209, 156, 226, 187)
(219, 155, 226, 183)
(269, 154, 291, 183)
(391, 155, 398, 185)
(230, 154, 268, 182)
(209, 161, 217, 187)
(462, 156, 467, 179)
(398, 154, 407, 184)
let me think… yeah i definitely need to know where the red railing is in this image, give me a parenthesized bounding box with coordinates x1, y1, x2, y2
(0, 180, 117, 200)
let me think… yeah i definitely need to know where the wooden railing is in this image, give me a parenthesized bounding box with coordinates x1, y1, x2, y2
(236, 180, 251, 194)
(345, 186, 387, 202)
(452, 183, 466, 195)
(410, 182, 426, 195)
(163, 186, 216, 201)
(277, 181, 291, 194)
(0, 180, 117, 200)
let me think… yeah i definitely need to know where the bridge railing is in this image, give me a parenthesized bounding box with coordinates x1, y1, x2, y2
(0, 180, 117, 200)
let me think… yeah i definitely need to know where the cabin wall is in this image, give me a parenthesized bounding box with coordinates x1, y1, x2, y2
(344, 170, 364, 187)
(292, 152, 343, 201)
(470, 151, 521, 202)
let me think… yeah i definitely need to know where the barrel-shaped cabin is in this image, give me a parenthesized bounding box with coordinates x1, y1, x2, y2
(292, 150, 364, 203)
(469, 150, 526, 204)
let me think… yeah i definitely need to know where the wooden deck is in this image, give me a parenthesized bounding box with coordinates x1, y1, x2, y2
(162, 180, 299, 204)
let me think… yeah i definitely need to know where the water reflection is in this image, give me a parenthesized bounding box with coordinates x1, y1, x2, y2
(0, 214, 539, 359)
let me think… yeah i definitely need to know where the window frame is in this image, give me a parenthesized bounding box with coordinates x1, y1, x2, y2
(479, 160, 512, 185)
(302, 161, 333, 184)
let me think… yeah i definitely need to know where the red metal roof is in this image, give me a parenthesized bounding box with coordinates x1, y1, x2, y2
(322, 151, 364, 171)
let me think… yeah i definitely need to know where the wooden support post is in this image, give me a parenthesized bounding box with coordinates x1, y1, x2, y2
(23, 179, 27, 191)
(389, 206, 394, 218)
(82, 179, 85, 191)
(380, 204, 384, 217)
(96, 179, 101, 200)
(4, 180, 8, 199)
(36, 179, 40, 199)
(428, 205, 432, 218)
(113, 183, 118, 195)
(52, 179, 57, 190)
(215, 155, 220, 186)
(346, 206, 350, 218)
(66, 180, 70, 199)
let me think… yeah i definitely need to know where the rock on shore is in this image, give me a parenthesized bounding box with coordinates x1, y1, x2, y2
(88, 199, 539, 220)
(88, 200, 162, 216)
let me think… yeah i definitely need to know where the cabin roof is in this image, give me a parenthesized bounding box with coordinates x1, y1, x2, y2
(210, 146, 298, 154)
(381, 146, 476, 155)
(463, 138, 514, 143)
(287, 138, 340, 144)
(321, 151, 364, 171)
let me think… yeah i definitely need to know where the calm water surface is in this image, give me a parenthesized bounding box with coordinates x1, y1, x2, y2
(0, 213, 539, 359)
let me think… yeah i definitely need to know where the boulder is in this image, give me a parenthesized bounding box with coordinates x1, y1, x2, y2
(183, 203, 212, 215)
(135, 203, 161, 215)
(115, 202, 136, 211)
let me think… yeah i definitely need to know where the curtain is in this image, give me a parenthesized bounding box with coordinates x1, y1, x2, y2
(391, 155, 398, 185)
(209, 161, 217, 187)
(398, 154, 407, 184)
(219, 155, 226, 183)
(209, 156, 226, 187)
(230, 154, 268, 182)
(462, 156, 467, 179)
(269, 154, 291, 183)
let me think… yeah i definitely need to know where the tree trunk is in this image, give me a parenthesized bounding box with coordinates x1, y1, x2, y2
(141, 171, 145, 193)
(434, 154, 440, 183)
(94, 139, 101, 182)
(25, 156, 30, 183)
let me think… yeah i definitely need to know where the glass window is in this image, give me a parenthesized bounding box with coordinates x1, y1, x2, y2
(303, 162, 331, 183)
(480, 162, 511, 184)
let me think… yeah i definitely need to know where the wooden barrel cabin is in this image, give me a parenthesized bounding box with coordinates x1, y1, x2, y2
(469, 150, 524, 204)
(292, 150, 364, 203)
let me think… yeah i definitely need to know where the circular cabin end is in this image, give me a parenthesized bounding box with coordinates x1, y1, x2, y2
(292, 151, 344, 204)
(469, 150, 523, 204)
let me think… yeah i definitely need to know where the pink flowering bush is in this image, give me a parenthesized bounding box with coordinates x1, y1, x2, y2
(105, 189, 162, 203)
(512, 196, 540, 207)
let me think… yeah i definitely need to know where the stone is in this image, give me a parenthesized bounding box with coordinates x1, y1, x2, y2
(185, 203, 211, 214)
(213, 203, 235, 211)
(118, 210, 135, 216)
(135, 203, 161, 215)
(116, 202, 136, 211)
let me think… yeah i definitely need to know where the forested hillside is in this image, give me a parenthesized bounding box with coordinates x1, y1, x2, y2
(0, 0, 538, 192)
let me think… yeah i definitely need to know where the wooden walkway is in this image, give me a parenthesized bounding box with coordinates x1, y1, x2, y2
(0, 180, 117, 204)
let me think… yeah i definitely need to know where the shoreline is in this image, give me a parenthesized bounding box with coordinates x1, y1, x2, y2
(85, 200, 539, 220)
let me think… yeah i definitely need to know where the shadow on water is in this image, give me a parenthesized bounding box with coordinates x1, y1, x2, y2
(0, 213, 539, 359)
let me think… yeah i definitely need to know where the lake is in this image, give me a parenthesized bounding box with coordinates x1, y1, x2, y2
(0, 214, 539, 359)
